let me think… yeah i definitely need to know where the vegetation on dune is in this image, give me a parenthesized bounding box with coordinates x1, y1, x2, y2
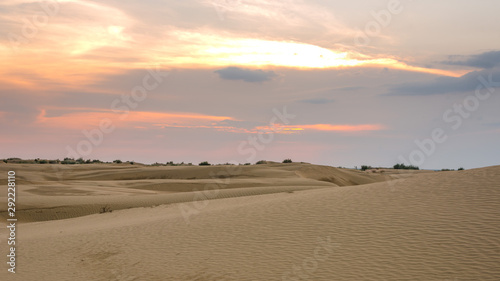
(393, 163, 420, 170)
(360, 165, 373, 171)
(4, 158, 464, 171)
(441, 167, 465, 171)
(99, 206, 112, 214)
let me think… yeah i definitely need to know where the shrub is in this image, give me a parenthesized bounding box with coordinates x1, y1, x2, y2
(99, 206, 112, 214)
(199, 161, 211, 166)
(255, 160, 267, 164)
(61, 158, 76, 164)
(244, 163, 251, 165)
(282, 159, 292, 163)
(113, 159, 122, 164)
(393, 163, 419, 170)
(360, 165, 372, 171)
(458, 167, 464, 171)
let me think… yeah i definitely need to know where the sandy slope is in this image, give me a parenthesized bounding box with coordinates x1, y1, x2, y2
(0, 163, 387, 222)
(0, 164, 499, 280)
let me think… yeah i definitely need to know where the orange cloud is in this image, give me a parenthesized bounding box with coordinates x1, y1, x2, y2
(289, 124, 385, 131)
(36, 109, 235, 130)
(254, 123, 385, 133)
(0, 0, 466, 93)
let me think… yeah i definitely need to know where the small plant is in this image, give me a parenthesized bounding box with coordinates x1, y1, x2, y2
(199, 161, 211, 166)
(256, 160, 267, 164)
(113, 159, 122, 164)
(99, 206, 112, 214)
(458, 167, 464, 171)
(282, 159, 293, 163)
(244, 163, 251, 165)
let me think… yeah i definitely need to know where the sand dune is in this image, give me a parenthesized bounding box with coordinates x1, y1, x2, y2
(0, 164, 499, 280)
(0, 163, 385, 222)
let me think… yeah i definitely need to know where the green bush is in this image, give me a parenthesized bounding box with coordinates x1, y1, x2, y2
(113, 159, 123, 164)
(199, 161, 211, 166)
(361, 165, 372, 171)
(61, 158, 76, 164)
(458, 167, 464, 171)
(393, 163, 419, 170)
(255, 160, 267, 164)
(282, 159, 292, 163)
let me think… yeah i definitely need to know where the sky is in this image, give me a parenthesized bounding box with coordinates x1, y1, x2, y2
(1, 0, 500, 169)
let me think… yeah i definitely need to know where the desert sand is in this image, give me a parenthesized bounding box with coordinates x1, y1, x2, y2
(0, 163, 499, 280)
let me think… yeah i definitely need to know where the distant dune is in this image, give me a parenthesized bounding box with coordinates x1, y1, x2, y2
(0, 163, 388, 222)
(0, 163, 499, 280)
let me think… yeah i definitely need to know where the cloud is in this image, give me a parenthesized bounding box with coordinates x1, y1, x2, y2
(387, 68, 500, 96)
(442, 51, 500, 69)
(36, 109, 235, 130)
(299, 98, 334, 104)
(336, 86, 364, 91)
(255, 123, 384, 133)
(214, 67, 277, 82)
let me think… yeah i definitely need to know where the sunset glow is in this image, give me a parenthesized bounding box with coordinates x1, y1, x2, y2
(1, 0, 499, 168)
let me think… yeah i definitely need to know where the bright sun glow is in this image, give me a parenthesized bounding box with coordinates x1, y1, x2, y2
(157, 31, 464, 77)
